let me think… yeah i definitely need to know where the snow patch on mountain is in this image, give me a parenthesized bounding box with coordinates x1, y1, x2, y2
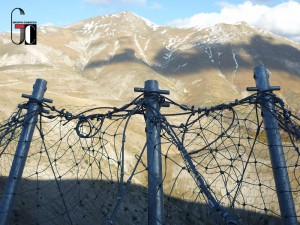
(108, 40, 120, 58)
(142, 17, 159, 30)
(174, 63, 188, 72)
(40, 27, 46, 34)
(82, 21, 96, 34)
(201, 25, 237, 43)
(144, 39, 150, 51)
(167, 37, 181, 49)
(163, 50, 173, 63)
(134, 34, 148, 64)
(131, 12, 159, 30)
(205, 47, 214, 63)
(192, 79, 203, 86)
(232, 52, 238, 79)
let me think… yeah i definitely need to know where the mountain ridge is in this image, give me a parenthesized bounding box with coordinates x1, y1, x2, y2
(0, 11, 300, 119)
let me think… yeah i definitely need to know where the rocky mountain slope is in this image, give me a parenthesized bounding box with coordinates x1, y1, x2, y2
(1, 11, 300, 118)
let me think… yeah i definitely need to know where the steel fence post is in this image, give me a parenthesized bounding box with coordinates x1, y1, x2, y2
(0, 79, 52, 225)
(135, 80, 169, 225)
(250, 66, 298, 225)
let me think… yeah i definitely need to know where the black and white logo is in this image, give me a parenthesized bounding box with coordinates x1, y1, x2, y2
(11, 8, 37, 45)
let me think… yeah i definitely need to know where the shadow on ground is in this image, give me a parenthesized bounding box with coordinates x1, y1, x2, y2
(0, 177, 288, 225)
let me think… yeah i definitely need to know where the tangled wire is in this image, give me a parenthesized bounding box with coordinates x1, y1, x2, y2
(0, 90, 299, 225)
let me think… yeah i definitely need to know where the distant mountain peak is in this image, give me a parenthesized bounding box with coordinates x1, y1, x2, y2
(67, 11, 159, 33)
(106, 11, 159, 30)
(111, 11, 138, 18)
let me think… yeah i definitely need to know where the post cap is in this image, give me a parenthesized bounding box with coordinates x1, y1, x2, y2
(134, 80, 170, 95)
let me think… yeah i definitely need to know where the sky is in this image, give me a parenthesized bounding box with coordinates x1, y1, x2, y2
(1, 0, 300, 42)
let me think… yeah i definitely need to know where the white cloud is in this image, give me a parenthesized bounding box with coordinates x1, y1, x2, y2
(150, 2, 162, 9)
(169, 1, 300, 42)
(84, 0, 146, 5)
(122, 0, 146, 4)
(84, 0, 111, 4)
(249, 0, 276, 2)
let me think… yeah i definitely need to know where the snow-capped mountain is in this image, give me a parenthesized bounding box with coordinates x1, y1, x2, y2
(1, 11, 300, 117)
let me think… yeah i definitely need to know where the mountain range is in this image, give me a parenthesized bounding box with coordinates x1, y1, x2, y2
(0, 11, 300, 115)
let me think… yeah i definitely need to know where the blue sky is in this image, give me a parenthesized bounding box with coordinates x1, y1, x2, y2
(1, 0, 300, 41)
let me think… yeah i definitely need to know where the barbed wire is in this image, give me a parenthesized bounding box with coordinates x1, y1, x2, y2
(0, 91, 299, 225)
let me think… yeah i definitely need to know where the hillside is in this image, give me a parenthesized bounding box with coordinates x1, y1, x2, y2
(0, 11, 300, 119)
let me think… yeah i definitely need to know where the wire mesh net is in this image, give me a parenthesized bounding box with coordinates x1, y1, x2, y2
(0, 91, 299, 225)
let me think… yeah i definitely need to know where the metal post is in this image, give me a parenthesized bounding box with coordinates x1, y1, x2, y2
(134, 80, 169, 225)
(248, 66, 298, 225)
(0, 79, 52, 225)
